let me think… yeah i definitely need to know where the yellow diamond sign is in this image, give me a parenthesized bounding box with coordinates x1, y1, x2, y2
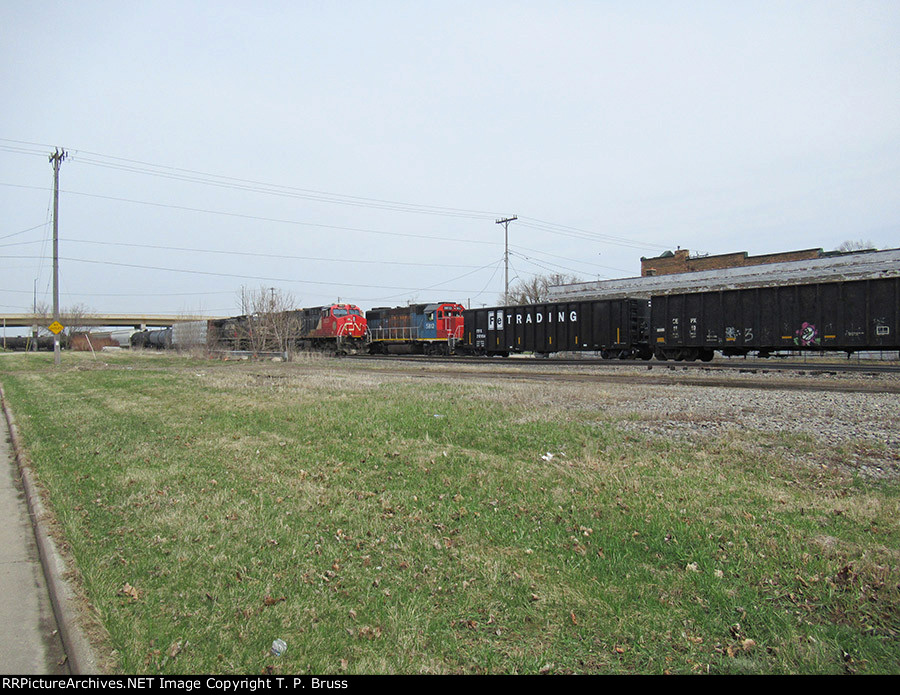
(48, 321, 65, 335)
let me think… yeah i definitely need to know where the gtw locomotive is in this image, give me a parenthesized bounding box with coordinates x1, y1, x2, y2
(367, 302, 464, 354)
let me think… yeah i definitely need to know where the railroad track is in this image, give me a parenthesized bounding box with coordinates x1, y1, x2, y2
(347, 353, 900, 375)
(345, 354, 900, 394)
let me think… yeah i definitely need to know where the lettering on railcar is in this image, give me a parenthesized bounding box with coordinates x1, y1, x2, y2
(489, 309, 579, 329)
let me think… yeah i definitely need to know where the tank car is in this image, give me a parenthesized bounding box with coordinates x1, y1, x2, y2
(130, 328, 172, 349)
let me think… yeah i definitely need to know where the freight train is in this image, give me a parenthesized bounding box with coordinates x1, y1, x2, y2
(463, 275, 899, 360)
(129, 265, 899, 361)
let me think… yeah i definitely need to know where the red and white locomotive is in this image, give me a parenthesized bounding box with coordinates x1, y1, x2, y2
(295, 303, 367, 352)
(177, 302, 368, 354)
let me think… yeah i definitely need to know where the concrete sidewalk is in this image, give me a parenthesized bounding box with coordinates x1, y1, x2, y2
(0, 417, 69, 674)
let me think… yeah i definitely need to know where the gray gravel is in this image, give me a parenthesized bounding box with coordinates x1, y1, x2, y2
(606, 384, 900, 480)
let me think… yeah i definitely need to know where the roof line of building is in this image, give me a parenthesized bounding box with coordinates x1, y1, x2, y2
(550, 247, 900, 300)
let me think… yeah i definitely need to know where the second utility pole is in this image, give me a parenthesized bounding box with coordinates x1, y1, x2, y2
(496, 216, 517, 304)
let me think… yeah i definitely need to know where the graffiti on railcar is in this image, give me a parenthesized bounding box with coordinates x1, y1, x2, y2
(794, 322, 820, 347)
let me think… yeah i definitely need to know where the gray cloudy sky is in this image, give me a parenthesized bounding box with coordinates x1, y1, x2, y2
(2, 1, 898, 319)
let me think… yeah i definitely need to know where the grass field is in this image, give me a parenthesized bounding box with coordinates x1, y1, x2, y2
(1, 352, 898, 674)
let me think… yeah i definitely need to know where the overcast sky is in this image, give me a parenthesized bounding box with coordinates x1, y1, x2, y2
(2, 1, 898, 320)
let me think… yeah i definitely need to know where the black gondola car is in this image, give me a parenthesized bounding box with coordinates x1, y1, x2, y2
(462, 298, 650, 358)
(650, 277, 900, 360)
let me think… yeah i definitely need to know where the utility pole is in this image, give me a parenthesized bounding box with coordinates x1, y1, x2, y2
(495, 216, 517, 304)
(32, 278, 38, 352)
(49, 148, 67, 366)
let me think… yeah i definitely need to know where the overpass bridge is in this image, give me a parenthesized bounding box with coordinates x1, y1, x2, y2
(0, 314, 220, 330)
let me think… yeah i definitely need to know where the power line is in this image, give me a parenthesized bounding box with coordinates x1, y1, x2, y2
(517, 216, 670, 251)
(0, 228, 631, 276)
(58, 238, 484, 269)
(0, 222, 49, 241)
(0, 287, 235, 298)
(2, 237, 487, 274)
(1, 139, 676, 251)
(72, 155, 499, 219)
(0, 183, 502, 247)
(360, 257, 505, 303)
(509, 250, 591, 278)
(1, 139, 503, 220)
(512, 244, 632, 275)
(466, 257, 505, 305)
(2, 255, 501, 295)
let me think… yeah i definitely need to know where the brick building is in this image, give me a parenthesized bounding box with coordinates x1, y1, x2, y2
(640, 248, 825, 277)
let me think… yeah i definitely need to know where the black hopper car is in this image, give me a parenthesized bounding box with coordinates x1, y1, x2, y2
(462, 298, 651, 359)
(650, 277, 899, 360)
(461, 276, 899, 360)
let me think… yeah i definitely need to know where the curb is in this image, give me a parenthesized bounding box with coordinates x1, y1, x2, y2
(0, 383, 100, 674)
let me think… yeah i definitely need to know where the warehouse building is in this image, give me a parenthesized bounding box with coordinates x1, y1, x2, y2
(548, 248, 900, 301)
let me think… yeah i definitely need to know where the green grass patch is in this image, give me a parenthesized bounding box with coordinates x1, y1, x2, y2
(1, 352, 898, 674)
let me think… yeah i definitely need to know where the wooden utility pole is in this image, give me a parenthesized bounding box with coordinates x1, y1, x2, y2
(49, 148, 67, 366)
(495, 216, 517, 304)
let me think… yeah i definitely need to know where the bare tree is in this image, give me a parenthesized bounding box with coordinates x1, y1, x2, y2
(31, 301, 50, 328)
(836, 240, 877, 253)
(503, 273, 582, 305)
(241, 286, 302, 355)
(60, 303, 92, 348)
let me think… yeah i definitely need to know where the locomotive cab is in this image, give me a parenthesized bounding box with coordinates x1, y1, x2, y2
(329, 304, 367, 339)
